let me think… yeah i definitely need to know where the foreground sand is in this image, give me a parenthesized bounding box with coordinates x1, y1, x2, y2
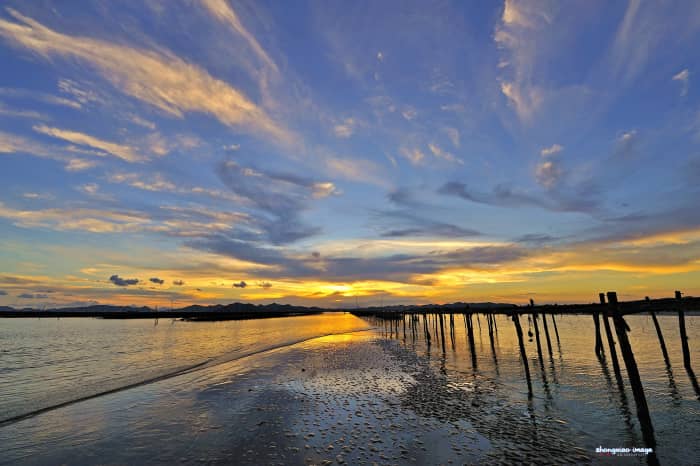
(2, 330, 593, 465)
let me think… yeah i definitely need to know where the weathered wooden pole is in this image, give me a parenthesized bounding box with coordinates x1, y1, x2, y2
(608, 291, 657, 453)
(650, 311, 670, 366)
(541, 312, 554, 359)
(465, 312, 477, 369)
(600, 293, 623, 381)
(512, 312, 533, 397)
(532, 312, 545, 369)
(422, 313, 431, 345)
(550, 313, 561, 345)
(487, 314, 497, 355)
(676, 291, 691, 369)
(402, 313, 406, 340)
(593, 300, 604, 356)
(438, 313, 446, 353)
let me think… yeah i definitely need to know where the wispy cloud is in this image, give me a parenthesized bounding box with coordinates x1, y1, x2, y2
(427, 143, 463, 165)
(540, 143, 563, 157)
(494, 0, 552, 122)
(333, 118, 355, 138)
(34, 125, 142, 162)
(65, 158, 98, 172)
(673, 68, 690, 96)
(108, 172, 176, 192)
(399, 147, 425, 165)
(438, 181, 598, 214)
(0, 9, 293, 144)
(0, 101, 46, 119)
(199, 0, 278, 73)
(0, 86, 80, 109)
(217, 161, 336, 244)
(535, 160, 563, 189)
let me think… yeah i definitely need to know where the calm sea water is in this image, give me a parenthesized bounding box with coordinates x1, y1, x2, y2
(0, 313, 370, 423)
(376, 312, 700, 465)
(0, 311, 698, 464)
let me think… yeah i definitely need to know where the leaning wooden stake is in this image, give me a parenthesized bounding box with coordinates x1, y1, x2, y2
(422, 313, 431, 345)
(608, 291, 657, 453)
(512, 312, 533, 398)
(593, 296, 604, 356)
(438, 313, 446, 353)
(676, 291, 691, 369)
(532, 311, 546, 369)
(541, 312, 554, 359)
(550, 313, 561, 345)
(650, 311, 670, 366)
(600, 293, 623, 382)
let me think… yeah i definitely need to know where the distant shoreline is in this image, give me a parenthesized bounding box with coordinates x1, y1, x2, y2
(1, 295, 699, 318)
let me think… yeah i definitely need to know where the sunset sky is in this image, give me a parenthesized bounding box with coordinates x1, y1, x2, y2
(1, 0, 699, 308)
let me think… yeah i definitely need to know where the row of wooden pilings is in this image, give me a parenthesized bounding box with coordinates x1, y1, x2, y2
(368, 290, 696, 465)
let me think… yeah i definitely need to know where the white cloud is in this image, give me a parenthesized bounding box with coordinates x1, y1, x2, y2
(323, 155, 387, 187)
(0, 131, 52, 158)
(199, 0, 278, 73)
(618, 129, 637, 143)
(311, 182, 341, 199)
(65, 158, 98, 172)
(33, 125, 142, 162)
(79, 183, 100, 195)
(0, 86, 81, 109)
(22, 192, 53, 200)
(128, 114, 156, 130)
(428, 143, 463, 165)
(540, 143, 563, 157)
(535, 160, 562, 189)
(0, 201, 152, 233)
(673, 68, 690, 96)
(0, 101, 46, 119)
(57, 79, 104, 106)
(500, 81, 543, 122)
(108, 172, 176, 192)
(333, 118, 355, 138)
(494, 0, 552, 122)
(399, 147, 425, 165)
(0, 10, 292, 144)
(401, 106, 417, 121)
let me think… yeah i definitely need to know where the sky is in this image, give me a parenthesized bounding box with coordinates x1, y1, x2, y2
(0, 0, 699, 309)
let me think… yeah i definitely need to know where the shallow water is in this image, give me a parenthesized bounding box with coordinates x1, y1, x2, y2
(0, 313, 370, 423)
(375, 312, 700, 464)
(1, 311, 699, 465)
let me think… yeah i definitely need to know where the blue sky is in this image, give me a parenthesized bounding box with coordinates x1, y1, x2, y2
(0, 0, 699, 308)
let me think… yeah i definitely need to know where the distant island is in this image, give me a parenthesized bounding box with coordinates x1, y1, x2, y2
(1, 295, 699, 319)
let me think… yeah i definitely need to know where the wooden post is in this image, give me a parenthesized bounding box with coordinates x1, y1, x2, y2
(422, 313, 431, 345)
(402, 313, 406, 340)
(593, 311, 603, 356)
(608, 291, 657, 452)
(512, 312, 533, 397)
(532, 311, 545, 368)
(438, 313, 446, 353)
(550, 313, 561, 345)
(465, 312, 477, 370)
(600, 293, 623, 381)
(650, 311, 670, 366)
(541, 312, 554, 359)
(677, 291, 691, 369)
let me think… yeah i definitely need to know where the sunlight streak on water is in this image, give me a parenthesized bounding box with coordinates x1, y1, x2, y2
(0, 313, 369, 423)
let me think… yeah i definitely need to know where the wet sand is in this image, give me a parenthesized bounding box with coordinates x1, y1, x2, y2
(2, 329, 598, 465)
